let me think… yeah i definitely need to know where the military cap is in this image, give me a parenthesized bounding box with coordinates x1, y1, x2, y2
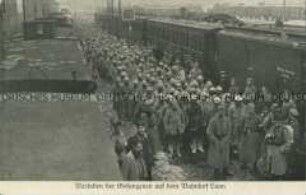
(196, 75, 204, 82)
(172, 65, 180, 72)
(146, 86, 154, 92)
(271, 103, 279, 110)
(166, 71, 172, 78)
(170, 78, 177, 85)
(234, 95, 243, 102)
(289, 108, 299, 117)
(213, 97, 222, 104)
(169, 87, 176, 94)
(188, 87, 196, 93)
(166, 94, 174, 101)
(215, 85, 223, 92)
(190, 93, 199, 100)
(190, 80, 199, 87)
(195, 88, 202, 95)
(205, 80, 213, 88)
(123, 76, 130, 81)
(120, 71, 128, 77)
(133, 79, 139, 85)
(142, 80, 148, 86)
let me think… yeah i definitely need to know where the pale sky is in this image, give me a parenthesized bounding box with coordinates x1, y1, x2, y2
(123, 0, 305, 8)
(57, 0, 305, 12)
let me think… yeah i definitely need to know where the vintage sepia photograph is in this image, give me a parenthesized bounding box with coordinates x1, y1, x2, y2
(0, 0, 305, 182)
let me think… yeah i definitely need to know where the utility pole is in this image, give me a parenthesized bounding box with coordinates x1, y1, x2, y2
(111, 0, 114, 19)
(74, 0, 77, 17)
(283, 0, 286, 21)
(102, 0, 105, 14)
(22, 0, 26, 22)
(118, 0, 122, 37)
(118, 0, 121, 17)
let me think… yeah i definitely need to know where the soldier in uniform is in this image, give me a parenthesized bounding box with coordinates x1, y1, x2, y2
(206, 99, 232, 179)
(285, 107, 301, 178)
(121, 136, 149, 181)
(186, 92, 205, 154)
(127, 125, 154, 180)
(121, 75, 131, 120)
(286, 108, 300, 145)
(282, 89, 297, 118)
(155, 83, 169, 151)
(239, 103, 262, 173)
(187, 61, 202, 81)
(196, 75, 205, 90)
(257, 105, 294, 180)
(243, 77, 257, 102)
(228, 77, 239, 95)
(228, 95, 245, 161)
(113, 78, 124, 117)
(163, 95, 185, 158)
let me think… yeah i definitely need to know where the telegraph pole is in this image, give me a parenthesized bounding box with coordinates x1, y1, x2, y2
(283, 0, 286, 21)
(22, 0, 26, 22)
(118, 0, 122, 16)
(111, 0, 114, 19)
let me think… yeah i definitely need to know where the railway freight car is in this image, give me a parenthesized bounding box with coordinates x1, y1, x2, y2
(145, 19, 222, 79)
(215, 28, 306, 149)
(216, 27, 306, 94)
(97, 14, 306, 93)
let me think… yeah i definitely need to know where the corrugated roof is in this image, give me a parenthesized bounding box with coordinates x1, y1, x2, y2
(149, 18, 223, 30)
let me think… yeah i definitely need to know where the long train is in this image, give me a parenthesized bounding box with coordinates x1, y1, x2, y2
(96, 15, 306, 94)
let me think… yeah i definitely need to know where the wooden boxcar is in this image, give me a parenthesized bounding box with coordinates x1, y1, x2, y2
(216, 28, 306, 94)
(97, 15, 306, 93)
(145, 19, 222, 79)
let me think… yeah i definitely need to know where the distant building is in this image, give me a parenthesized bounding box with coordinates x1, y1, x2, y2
(0, 0, 5, 60)
(210, 3, 305, 21)
(24, 0, 59, 21)
(1, 0, 21, 35)
(1, 0, 21, 61)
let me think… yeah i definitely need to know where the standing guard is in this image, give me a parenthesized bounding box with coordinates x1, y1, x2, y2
(163, 95, 185, 158)
(206, 100, 232, 179)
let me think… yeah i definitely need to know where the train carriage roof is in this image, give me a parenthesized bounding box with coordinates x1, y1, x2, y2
(218, 27, 306, 50)
(148, 18, 223, 31)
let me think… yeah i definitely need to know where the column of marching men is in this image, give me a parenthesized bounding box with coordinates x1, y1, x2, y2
(78, 28, 303, 181)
